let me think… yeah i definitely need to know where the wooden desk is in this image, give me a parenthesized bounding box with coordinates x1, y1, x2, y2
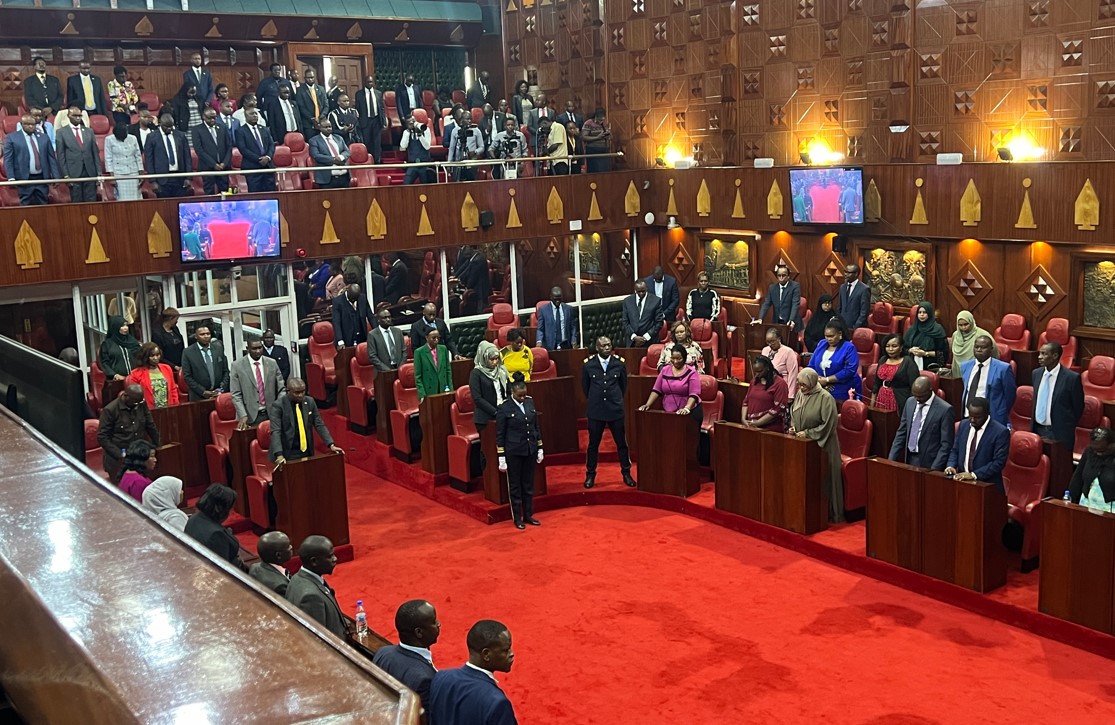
(479, 423, 548, 505)
(634, 409, 699, 497)
(1012, 349, 1040, 388)
(742, 323, 792, 357)
(374, 370, 399, 445)
(102, 379, 124, 406)
(334, 347, 357, 417)
(938, 375, 965, 420)
(867, 406, 899, 458)
(451, 358, 473, 389)
(761, 431, 828, 534)
(273, 453, 350, 548)
(528, 376, 579, 454)
(1042, 438, 1075, 498)
(920, 471, 1007, 593)
(613, 347, 647, 377)
(383, 299, 428, 327)
(548, 348, 589, 413)
(151, 399, 216, 494)
(866, 458, 924, 571)
(1040, 499, 1115, 634)
(153, 442, 185, 481)
(419, 392, 455, 475)
(345, 616, 394, 657)
(713, 422, 763, 518)
(719, 380, 749, 424)
(228, 426, 257, 517)
(624, 375, 658, 458)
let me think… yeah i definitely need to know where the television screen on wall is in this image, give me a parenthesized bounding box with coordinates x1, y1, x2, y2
(788, 167, 864, 226)
(178, 199, 280, 262)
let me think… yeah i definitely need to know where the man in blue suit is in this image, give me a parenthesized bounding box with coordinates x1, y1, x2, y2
(142, 114, 192, 198)
(838, 263, 871, 329)
(235, 108, 276, 193)
(2, 114, 57, 205)
(183, 52, 214, 102)
(1031, 340, 1085, 452)
(429, 620, 517, 725)
(535, 287, 578, 350)
(371, 600, 440, 711)
(754, 264, 803, 330)
(960, 335, 1016, 426)
(945, 397, 1011, 493)
(644, 266, 680, 324)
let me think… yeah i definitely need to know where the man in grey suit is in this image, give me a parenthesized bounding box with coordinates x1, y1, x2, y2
(268, 378, 344, 466)
(230, 339, 286, 429)
(248, 530, 293, 596)
(372, 600, 441, 710)
(367, 308, 407, 372)
(889, 377, 955, 470)
(181, 325, 230, 401)
(754, 264, 803, 330)
(622, 281, 664, 347)
(285, 535, 347, 639)
(55, 105, 101, 202)
(1032, 341, 1085, 452)
(838, 263, 871, 329)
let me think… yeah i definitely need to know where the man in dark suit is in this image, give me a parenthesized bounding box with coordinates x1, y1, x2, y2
(535, 287, 578, 350)
(308, 119, 351, 188)
(644, 266, 680, 324)
(555, 99, 584, 130)
(526, 91, 552, 141)
(235, 108, 277, 193)
(294, 67, 328, 138)
(945, 397, 1011, 493)
(410, 303, 460, 358)
(355, 76, 386, 163)
(960, 335, 1016, 427)
(384, 252, 410, 304)
(2, 114, 58, 206)
(493, 98, 518, 131)
(55, 105, 101, 203)
(457, 246, 491, 316)
(268, 378, 344, 465)
(395, 73, 422, 120)
(583, 336, 636, 489)
(181, 325, 230, 401)
(216, 99, 241, 137)
(1032, 341, 1085, 451)
(889, 377, 955, 470)
(143, 113, 192, 198)
(230, 339, 286, 428)
(622, 281, 664, 347)
(372, 600, 441, 711)
(191, 107, 232, 195)
(369, 269, 387, 307)
(368, 309, 407, 372)
(429, 620, 518, 725)
(466, 69, 492, 109)
(261, 329, 291, 381)
(754, 264, 803, 330)
(265, 84, 302, 142)
(284, 535, 347, 639)
(838, 263, 871, 329)
(326, 76, 343, 113)
(256, 63, 293, 108)
(183, 52, 214, 102)
(332, 283, 375, 349)
(247, 531, 292, 596)
(66, 61, 106, 117)
(24, 56, 63, 117)
(128, 103, 156, 159)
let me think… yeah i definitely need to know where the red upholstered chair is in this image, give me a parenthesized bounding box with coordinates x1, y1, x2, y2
(139, 91, 160, 111)
(416, 251, 437, 299)
(204, 393, 237, 486)
(530, 300, 548, 327)
(284, 132, 309, 167)
(862, 363, 878, 401)
(447, 386, 482, 487)
(383, 90, 400, 130)
(837, 399, 874, 512)
(346, 343, 376, 434)
(488, 264, 511, 305)
(1002, 430, 1050, 568)
(274, 146, 303, 192)
(1037, 317, 1078, 368)
(305, 321, 337, 404)
(851, 328, 878, 375)
(918, 369, 947, 400)
(690, 319, 725, 378)
(531, 347, 557, 379)
(495, 325, 517, 348)
(698, 374, 723, 433)
(640, 344, 664, 375)
(348, 143, 378, 187)
(389, 363, 421, 460)
(487, 303, 517, 332)
(994, 313, 1031, 353)
(245, 422, 274, 530)
(867, 302, 897, 335)
(177, 368, 189, 399)
(88, 361, 107, 415)
(84, 419, 104, 475)
(1082, 355, 1115, 401)
(1010, 386, 1034, 433)
(89, 114, 111, 137)
(1074, 395, 1111, 461)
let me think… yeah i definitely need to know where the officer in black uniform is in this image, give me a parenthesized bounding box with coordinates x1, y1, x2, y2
(582, 335, 637, 489)
(496, 373, 543, 530)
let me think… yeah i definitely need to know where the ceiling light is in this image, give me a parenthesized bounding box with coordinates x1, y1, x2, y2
(889, 122, 910, 133)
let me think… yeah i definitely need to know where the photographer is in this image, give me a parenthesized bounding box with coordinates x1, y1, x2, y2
(538, 115, 569, 175)
(400, 114, 433, 184)
(489, 116, 526, 179)
(446, 115, 486, 181)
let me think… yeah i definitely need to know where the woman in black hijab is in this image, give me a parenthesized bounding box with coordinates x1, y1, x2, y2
(803, 294, 838, 353)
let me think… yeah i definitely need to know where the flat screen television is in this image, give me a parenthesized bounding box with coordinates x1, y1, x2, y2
(179, 199, 281, 262)
(788, 166, 865, 226)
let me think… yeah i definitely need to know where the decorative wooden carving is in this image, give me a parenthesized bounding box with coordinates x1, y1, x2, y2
(417, 194, 435, 236)
(588, 182, 603, 221)
(366, 200, 386, 240)
(1076, 179, 1099, 231)
(947, 260, 992, 309)
(506, 189, 522, 229)
(666, 179, 678, 216)
(85, 214, 109, 264)
(1016, 264, 1064, 319)
(461, 192, 479, 232)
(624, 181, 641, 217)
(732, 180, 745, 219)
(696, 179, 710, 217)
(767, 180, 783, 220)
(864, 179, 881, 223)
(960, 179, 981, 227)
(320, 201, 340, 244)
(546, 187, 563, 225)
(910, 177, 928, 225)
(1015, 179, 1037, 230)
(14, 221, 43, 270)
(147, 212, 171, 258)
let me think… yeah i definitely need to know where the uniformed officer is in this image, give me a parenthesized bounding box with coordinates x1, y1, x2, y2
(496, 373, 543, 530)
(582, 335, 637, 489)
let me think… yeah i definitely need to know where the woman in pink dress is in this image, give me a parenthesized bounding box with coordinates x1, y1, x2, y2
(639, 347, 702, 422)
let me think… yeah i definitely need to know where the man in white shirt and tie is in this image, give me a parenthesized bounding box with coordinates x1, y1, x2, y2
(960, 335, 1016, 426)
(889, 376, 955, 470)
(2, 113, 58, 206)
(308, 119, 351, 188)
(267, 84, 302, 141)
(183, 52, 214, 102)
(66, 61, 106, 117)
(368, 309, 408, 372)
(1031, 341, 1084, 452)
(356, 75, 386, 163)
(231, 339, 286, 428)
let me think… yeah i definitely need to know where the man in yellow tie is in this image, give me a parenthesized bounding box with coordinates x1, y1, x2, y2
(269, 377, 344, 470)
(295, 67, 327, 139)
(66, 61, 106, 117)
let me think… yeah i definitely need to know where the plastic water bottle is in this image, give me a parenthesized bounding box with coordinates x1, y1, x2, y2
(355, 600, 368, 636)
(1063, 490, 1072, 503)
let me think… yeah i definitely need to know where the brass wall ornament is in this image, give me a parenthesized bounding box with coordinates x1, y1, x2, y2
(1076, 179, 1099, 231)
(697, 179, 711, 217)
(864, 179, 881, 223)
(910, 177, 928, 225)
(320, 200, 340, 244)
(85, 215, 109, 264)
(461, 192, 480, 232)
(767, 179, 783, 219)
(588, 182, 603, 221)
(366, 200, 387, 240)
(417, 194, 435, 236)
(147, 213, 172, 258)
(732, 179, 745, 219)
(14, 221, 43, 270)
(959, 179, 980, 227)
(624, 181, 641, 217)
(1015, 178, 1037, 230)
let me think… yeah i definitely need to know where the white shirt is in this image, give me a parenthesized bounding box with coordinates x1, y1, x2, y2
(381, 326, 396, 361)
(22, 131, 40, 174)
(969, 361, 988, 400)
(364, 88, 378, 116)
(321, 134, 347, 175)
(400, 127, 431, 151)
(1036, 365, 1060, 426)
(654, 279, 664, 299)
(398, 643, 435, 667)
(909, 400, 929, 452)
(281, 99, 298, 129)
(162, 131, 178, 171)
(464, 662, 497, 682)
(268, 562, 288, 578)
(962, 422, 986, 474)
(406, 84, 420, 109)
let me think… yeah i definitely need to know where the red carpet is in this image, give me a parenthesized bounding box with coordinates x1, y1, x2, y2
(267, 464, 1115, 723)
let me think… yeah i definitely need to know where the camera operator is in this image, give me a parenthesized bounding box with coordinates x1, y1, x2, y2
(401, 114, 433, 184)
(447, 114, 485, 181)
(489, 116, 527, 179)
(538, 115, 569, 175)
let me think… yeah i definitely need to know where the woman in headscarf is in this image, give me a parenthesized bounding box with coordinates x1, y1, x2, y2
(903, 301, 948, 371)
(950, 310, 997, 373)
(99, 314, 141, 381)
(470, 340, 509, 432)
(803, 294, 838, 353)
(790, 368, 844, 523)
(141, 476, 188, 532)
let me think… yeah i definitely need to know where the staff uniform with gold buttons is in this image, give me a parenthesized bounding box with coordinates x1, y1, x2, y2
(496, 377, 543, 529)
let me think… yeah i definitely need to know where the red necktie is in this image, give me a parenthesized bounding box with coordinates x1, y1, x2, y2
(74, 127, 83, 147)
(254, 361, 266, 408)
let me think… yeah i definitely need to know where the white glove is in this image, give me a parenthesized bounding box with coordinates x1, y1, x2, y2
(498, 456, 507, 472)
(536, 448, 544, 464)
(337, 341, 346, 349)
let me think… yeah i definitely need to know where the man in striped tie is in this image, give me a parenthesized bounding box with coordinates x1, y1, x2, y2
(230, 339, 285, 429)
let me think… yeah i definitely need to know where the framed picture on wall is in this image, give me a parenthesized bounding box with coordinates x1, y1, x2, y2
(1079, 258, 1115, 333)
(701, 234, 752, 294)
(863, 244, 932, 309)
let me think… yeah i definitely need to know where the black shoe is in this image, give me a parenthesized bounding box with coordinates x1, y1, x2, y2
(623, 473, 637, 488)
(514, 521, 526, 530)
(583, 473, 596, 489)
(526, 517, 541, 526)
